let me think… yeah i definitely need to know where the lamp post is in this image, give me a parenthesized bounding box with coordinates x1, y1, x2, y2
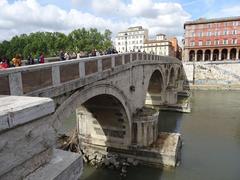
(125, 33, 128, 53)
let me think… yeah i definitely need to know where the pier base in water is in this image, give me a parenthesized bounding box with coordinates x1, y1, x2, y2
(82, 132, 181, 168)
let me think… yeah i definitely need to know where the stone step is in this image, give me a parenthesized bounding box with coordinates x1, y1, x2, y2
(25, 149, 83, 180)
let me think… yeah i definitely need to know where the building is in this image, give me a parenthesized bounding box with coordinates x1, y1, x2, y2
(183, 16, 240, 61)
(169, 37, 182, 60)
(143, 34, 175, 57)
(115, 26, 148, 53)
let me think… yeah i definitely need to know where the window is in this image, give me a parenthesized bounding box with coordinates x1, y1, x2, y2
(223, 39, 228, 45)
(199, 41, 202, 46)
(190, 41, 195, 46)
(232, 39, 237, 44)
(223, 30, 228, 35)
(206, 40, 211, 46)
(214, 40, 219, 45)
(199, 32, 203, 37)
(207, 32, 211, 36)
(224, 22, 227, 26)
(232, 30, 237, 35)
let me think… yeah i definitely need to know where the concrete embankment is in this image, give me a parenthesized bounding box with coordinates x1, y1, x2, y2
(183, 60, 240, 90)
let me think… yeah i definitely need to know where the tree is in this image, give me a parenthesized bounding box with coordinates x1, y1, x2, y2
(0, 28, 113, 60)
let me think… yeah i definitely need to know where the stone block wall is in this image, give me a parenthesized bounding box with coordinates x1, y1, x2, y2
(183, 61, 240, 89)
(0, 96, 83, 180)
(0, 96, 55, 179)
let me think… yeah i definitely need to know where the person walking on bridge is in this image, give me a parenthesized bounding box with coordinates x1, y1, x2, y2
(0, 57, 9, 69)
(11, 54, 22, 67)
(59, 50, 65, 61)
(27, 54, 34, 65)
(39, 53, 45, 64)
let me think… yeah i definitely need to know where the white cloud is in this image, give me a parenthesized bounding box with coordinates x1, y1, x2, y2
(204, 5, 240, 18)
(218, 6, 240, 17)
(0, 0, 191, 42)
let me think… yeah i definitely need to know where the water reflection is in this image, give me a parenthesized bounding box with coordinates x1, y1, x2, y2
(158, 111, 182, 133)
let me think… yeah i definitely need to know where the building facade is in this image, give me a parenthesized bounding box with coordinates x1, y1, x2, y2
(184, 16, 240, 61)
(169, 37, 182, 60)
(143, 34, 175, 56)
(115, 26, 148, 53)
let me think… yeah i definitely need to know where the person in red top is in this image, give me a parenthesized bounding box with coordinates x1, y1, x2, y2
(39, 53, 44, 64)
(0, 58, 9, 69)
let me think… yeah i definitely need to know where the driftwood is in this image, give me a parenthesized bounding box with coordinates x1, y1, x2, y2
(57, 128, 81, 153)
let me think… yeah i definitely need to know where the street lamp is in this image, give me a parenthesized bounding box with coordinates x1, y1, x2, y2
(125, 33, 128, 52)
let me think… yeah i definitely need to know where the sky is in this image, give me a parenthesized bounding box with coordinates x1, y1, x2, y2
(0, 0, 240, 42)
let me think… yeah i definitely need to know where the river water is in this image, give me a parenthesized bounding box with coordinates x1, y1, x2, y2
(66, 90, 240, 180)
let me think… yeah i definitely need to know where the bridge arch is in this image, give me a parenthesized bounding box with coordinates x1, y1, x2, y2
(52, 84, 132, 147)
(145, 69, 165, 106)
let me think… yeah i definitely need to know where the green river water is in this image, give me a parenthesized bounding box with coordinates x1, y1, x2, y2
(65, 90, 240, 180)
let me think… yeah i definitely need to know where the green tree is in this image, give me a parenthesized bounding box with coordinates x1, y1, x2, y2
(0, 28, 113, 60)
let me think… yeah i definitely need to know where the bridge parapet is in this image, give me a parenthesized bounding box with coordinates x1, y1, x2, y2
(0, 96, 83, 179)
(0, 53, 180, 96)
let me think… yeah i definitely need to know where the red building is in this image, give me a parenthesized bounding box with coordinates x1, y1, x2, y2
(183, 16, 240, 61)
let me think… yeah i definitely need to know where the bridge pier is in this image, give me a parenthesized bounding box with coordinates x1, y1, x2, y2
(165, 88, 178, 105)
(132, 108, 159, 147)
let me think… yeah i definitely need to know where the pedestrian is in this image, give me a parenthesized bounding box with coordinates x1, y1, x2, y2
(77, 51, 81, 59)
(91, 49, 96, 56)
(0, 57, 9, 69)
(12, 54, 22, 67)
(27, 54, 34, 65)
(96, 50, 100, 56)
(39, 53, 44, 64)
(59, 50, 65, 61)
(64, 52, 70, 60)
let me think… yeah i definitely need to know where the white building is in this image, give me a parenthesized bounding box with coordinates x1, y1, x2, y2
(115, 26, 148, 53)
(143, 34, 174, 56)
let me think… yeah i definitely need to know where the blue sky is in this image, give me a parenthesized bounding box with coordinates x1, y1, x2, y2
(0, 0, 239, 41)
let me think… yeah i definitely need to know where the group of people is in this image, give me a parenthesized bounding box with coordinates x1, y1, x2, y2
(0, 53, 45, 69)
(0, 48, 119, 70)
(59, 50, 72, 61)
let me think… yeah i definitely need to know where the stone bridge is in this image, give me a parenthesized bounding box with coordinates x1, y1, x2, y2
(0, 53, 186, 168)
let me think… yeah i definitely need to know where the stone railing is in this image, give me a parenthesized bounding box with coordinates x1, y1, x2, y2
(0, 95, 83, 179)
(0, 53, 180, 96)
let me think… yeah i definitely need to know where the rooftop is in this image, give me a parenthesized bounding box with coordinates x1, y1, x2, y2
(156, 33, 166, 36)
(144, 39, 171, 44)
(184, 16, 240, 28)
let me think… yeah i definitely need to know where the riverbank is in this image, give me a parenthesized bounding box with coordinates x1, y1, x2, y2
(189, 84, 240, 90)
(183, 60, 240, 90)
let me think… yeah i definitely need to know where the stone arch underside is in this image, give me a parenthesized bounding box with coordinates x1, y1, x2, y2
(145, 69, 165, 106)
(52, 84, 132, 148)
